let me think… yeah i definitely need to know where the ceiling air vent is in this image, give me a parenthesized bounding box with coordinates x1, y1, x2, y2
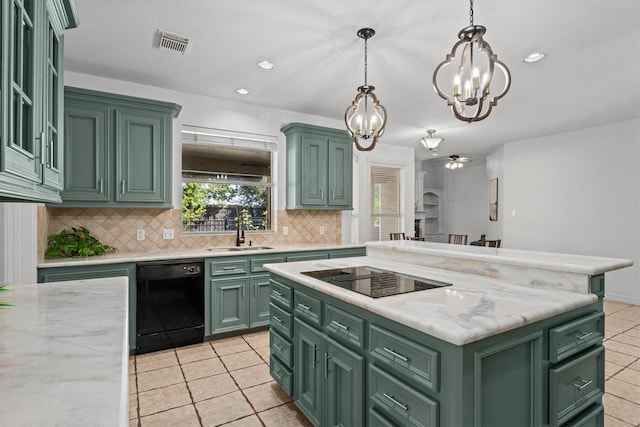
(157, 30, 190, 55)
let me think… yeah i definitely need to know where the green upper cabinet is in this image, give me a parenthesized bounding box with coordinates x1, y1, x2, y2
(59, 87, 181, 207)
(0, 0, 78, 202)
(282, 123, 353, 210)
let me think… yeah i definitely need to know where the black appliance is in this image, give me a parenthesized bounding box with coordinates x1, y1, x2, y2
(136, 259, 204, 354)
(302, 266, 451, 298)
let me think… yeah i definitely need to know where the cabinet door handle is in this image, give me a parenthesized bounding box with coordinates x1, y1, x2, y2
(48, 140, 54, 167)
(320, 189, 324, 199)
(382, 393, 409, 411)
(573, 379, 593, 390)
(331, 189, 335, 200)
(242, 285, 245, 297)
(38, 132, 45, 164)
(331, 320, 349, 331)
(383, 347, 409, 362)
(121, 180, 125, 194)
(324, 353, 331, 378)
(297, 303, 311, 311)
(98, 179, 103, 194)
(313, 345, 317, 364)
(254, 284, 257, 296)
(574, 331, 594, 340)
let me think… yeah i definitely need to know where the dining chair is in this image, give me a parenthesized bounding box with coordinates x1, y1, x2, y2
(448, 234, 468, 245)
(390, 232, 406, 240)
(483, 239, 501, 248)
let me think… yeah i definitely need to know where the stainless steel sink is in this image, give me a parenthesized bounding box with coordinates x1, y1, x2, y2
(207, 246, 273, 252)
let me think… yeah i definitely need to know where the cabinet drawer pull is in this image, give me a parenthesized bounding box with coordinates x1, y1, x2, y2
(383, 347, 409, 362)
(331, 320, 349, 331)
(273, 343, 283, 352)
(223, 266, 237, 271)
(574, 331, 594, 340)
(273, 369, 283, 380)
(382, 393, 409, 411)
(272, 290, 283, 296)
(298, 303, 311, 311)
(272, 316, 282, 323)
(573, 379, 593, 390)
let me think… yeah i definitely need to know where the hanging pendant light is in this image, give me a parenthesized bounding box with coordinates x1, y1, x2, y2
(433, 0, 511, 122)
(345, 28, 388, 151)
(420, 129, 444, 154)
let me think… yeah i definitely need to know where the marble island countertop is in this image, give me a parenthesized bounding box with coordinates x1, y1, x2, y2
(265, 256, 600, 346)
(37, 242, 364, 268)
(0, 277, 129, 426)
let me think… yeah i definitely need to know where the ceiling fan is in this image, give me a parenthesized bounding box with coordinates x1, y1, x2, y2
(445, 154, 472, 169)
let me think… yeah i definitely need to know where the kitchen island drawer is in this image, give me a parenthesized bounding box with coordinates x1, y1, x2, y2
(210, 259, 248, 276)
(549, 346, 604, 427)
(270, 303, 294, 338)
(325, 303, 366, 351)
(369, 364, 439, 427)
(370, 324, 440, 393)
(270, 329, 293, 367)
(294, 290, 322, 327)
(549, 312, 604, 363)
(270, 355, 293, 395)
(270, 278, 293, 310)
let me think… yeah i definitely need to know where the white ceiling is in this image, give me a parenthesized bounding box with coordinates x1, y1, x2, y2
(64, 0, 640, 161)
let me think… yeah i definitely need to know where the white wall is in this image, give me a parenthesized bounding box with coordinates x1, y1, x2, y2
(444, 164, 487, 241)
(501, 119, 639, 304)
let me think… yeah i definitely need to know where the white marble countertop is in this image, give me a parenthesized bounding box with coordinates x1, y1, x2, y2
(367, 240, 633, 275)
(265, 256, 599, 346)
(0, 277, 129, 427)
(37, 242, 364, 268)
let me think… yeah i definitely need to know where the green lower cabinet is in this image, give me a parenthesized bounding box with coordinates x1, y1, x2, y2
(37, 263, 136, 350)
(250, 274, 271, 326)
(211, 277, 250, 332)
(294, 318, 365, 427)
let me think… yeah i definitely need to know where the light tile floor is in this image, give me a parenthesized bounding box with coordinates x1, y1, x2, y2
(129, 301, 640, 427)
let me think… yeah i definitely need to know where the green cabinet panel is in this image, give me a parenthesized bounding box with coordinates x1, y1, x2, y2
(115, 110, 166, 203)
(211, 277, 250, 332)
(324, 335, 365, 427)
(62, 103, 110, 201)
(250, 274, 271, 326)
(57, 87, 180, 207)
(286, 251, 329, 263)
(294, 318, 323, 426)
(282, 122, 353, 210)
(37, 263, 136, 350)
(0, 0, 77, 202)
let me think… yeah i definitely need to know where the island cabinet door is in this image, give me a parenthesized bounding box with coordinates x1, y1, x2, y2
(249, 274, 271, 327)
(324, 335, 365, 427)
(294, 318, 322, 426)
(473, 331, 543, 427)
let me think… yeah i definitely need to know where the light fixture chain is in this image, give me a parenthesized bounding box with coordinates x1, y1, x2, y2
(363, 37, 368, 85)
(469, 0, 474, 26)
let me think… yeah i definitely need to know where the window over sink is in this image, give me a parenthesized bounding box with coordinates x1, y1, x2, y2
(181, 126, 276, 233)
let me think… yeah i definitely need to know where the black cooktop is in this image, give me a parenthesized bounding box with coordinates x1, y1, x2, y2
(301, 266, 452, 298)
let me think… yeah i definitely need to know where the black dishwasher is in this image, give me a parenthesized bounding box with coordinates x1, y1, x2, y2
(136, 259, 204, 354)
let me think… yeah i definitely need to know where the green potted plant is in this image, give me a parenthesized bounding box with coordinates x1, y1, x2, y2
(45, 226, 117, 258)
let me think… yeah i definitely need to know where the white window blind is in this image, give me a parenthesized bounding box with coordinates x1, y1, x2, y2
(370, 166, 403, 241)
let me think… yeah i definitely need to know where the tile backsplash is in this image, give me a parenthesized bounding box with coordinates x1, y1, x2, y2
(39, 207, 341, 261)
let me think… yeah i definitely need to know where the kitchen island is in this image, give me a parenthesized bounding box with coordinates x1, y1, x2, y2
(0, 277, 129, 427)
(265, 241, 632, 427)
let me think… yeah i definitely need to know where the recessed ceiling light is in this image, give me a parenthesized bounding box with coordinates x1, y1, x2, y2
(235, 88, 250, 95)
(523, 52, 545, 63)
(257, 60, 275, 71)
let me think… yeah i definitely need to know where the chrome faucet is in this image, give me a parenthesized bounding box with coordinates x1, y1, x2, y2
(235, 206, 245, 247)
